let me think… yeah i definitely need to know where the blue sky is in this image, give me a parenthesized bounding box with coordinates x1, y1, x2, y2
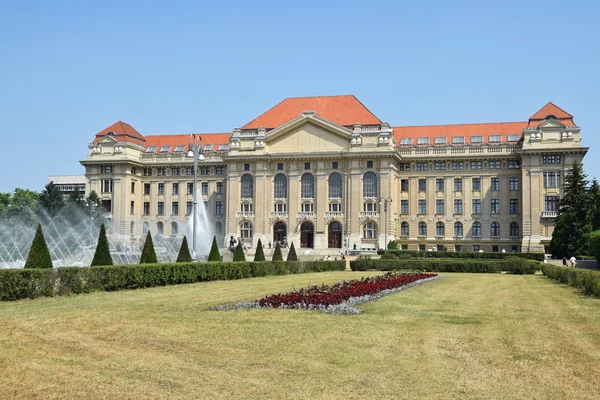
(1, 0, 599, 192)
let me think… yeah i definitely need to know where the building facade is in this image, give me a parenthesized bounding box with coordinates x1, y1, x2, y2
(48, 175, 86, 199)
(81, 96, 588, 254)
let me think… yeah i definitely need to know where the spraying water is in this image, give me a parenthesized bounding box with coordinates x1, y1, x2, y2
(184, 199, 214, 260)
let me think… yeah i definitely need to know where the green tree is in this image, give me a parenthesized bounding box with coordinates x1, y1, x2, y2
(139, 231, 158, 264)
(208, 236, 221, 261)
(39, 181, 65, 217)
(272, 243, 283, 261)
(24, 223, 53, 269)
(91, 223, 113, 266)
(233, 242, 246, 262)
(589, 230, 600, 263)
(68, 187, 86, 209)
(550, 161, 591, 257)
(387, 240, 398, 250)
(254, 238, 266, 261)
(588, 178, 600, 231)
(286, 242, 297, 261)
(3, 188, 40, 225)
(176, 236, 192, 262)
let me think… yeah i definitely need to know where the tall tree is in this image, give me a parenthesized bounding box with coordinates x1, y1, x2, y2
(91, 223, 113, 266)
(39, 181, 65, 217)
(24, 223, 53, 269)
(550, 161, 591, 257)
(254, 238, 266, 261)
(588, 178, 600, 231)
(139, 231, 158, 264)
(3, 188, 39, 225)
(176, 236, 192, 262)
(68, 187, 86, 208)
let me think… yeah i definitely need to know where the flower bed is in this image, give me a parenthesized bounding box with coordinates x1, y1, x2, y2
(215, 272, 440, 314)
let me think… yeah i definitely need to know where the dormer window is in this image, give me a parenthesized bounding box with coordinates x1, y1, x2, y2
(434, 137, 447, 145)
(400, 138, 412, 145)
(204, 144, 215, 151)
(218, 144, 229, 151)
(545, 114, 557, 120)
(159, 146, 171, 153)
(489, 135, 502, 143)
(470, 136, 483, 143)
(106, 131, 116, 137)
(417, 137, 429, 145)
(174, 145, 185, 152)
(507, 134, 520, 142)
(452, 136, 465, 144)
(146, 146, 157, 153)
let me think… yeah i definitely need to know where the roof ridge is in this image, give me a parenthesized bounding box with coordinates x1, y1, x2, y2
(529, 101, 573, 119)
(144, 132, 231, 137)
(282, 94, 355, 100)
(394, 121, 527, 129)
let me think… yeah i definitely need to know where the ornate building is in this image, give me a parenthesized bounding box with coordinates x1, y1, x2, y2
(81, 95, 587, 254)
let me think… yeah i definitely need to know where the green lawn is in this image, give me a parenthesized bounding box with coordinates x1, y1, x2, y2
(1, 272, 599, 399)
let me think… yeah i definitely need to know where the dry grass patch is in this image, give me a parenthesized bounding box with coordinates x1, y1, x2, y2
(1, 272, 599, 399)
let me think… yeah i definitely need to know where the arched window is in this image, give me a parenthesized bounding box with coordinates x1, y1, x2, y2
(216, 222, 222, 235)
(510, 222, 519, 237)
(491, 222, 500, 237)
(401, 222, 409, 236)
(274, 173, 287, 199)
(454, 222, 463, 237)
(143, 221, 149, 234)
(363, 172, 378, 198)
(171, 222, 178, 235)
(301, 173, 314, 199)
(130, 221, 134, 234)
(241, 174, 254, 199)
(157, 221, 164, 235)
(472, 222, 481, 237)
(436, 222, 445, 237)
(363, 221, 377, 239)
(418, 222, 427, 236)
(328, 173, 343, 199)
(240, 221, 253, 238)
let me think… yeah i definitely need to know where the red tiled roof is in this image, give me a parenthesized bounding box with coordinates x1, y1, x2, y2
(393, 121, 529, 145)
(144, 133, 231, 152)
(528, 102, 575, 127)
(94, 121, 146, 145)
(241, 95, 382, 130)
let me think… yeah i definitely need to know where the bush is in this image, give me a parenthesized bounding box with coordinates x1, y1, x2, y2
(380, 250, 545, 261)
(379, 252, 398, 260)
(505, 257, 538, 275)
(254, 239, 266, 262)
(287, 242, 297, 261)
(0, 260, 346, 301)
(139, 231, 158, 264)
(272, 243, 283, 261)
(589, 230, 600, 263)
(91, 223, 113, 266)
(542, 264, 600, 297)
(24, 224, 53, 269)
(176, 236, 192, 263)
(387, 240, 398, 250)
(233, 242, 246, 262)
(350, 258, 540, 274)
(208, 236, 221, 262)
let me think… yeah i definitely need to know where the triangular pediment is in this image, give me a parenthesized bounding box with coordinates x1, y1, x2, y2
(536, 119, 566, 129)
(97, 135, 118, 144)
(266, 113, 353, 153)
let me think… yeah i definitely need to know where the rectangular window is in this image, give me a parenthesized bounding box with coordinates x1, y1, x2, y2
(217, 182, 224, 194)
(100, 166, 113, 174)
(172, 167, 181, 176)
(200, 167, 210, 176)
(418, 178, 427, 192)
(510, 199, 519, 214)
(434, 137, 447, 144)
(436, 178, 444, 192)
(143, 202, 150, 215)
(507, 134, 520, 142)
(545, 195, 560, 212)
(277, 163, 284, 170)
(400, 138, 412, 145)
(172, 201, 179, 216)
(509, 177, 519, 191)
(472, 178, 481, 191)
(491, 178, 500, 191)
(102, 179, 113, 193)
(131, 182, 135, 194)
(159, 146, 171, 153)
(186, 201, 193, 215)
(172, 183, 179, 195)
(452, 161, 464, 170)
(470, 136, 483, 143)
(130, 201, 135, 215)
(454, 178, 463, 192)
(332, 161, 338, 169)
(491, 199, 500, 214)
(144, 183, 150, 195)
(202, 182, 208, 195)
(454, 199, 463, 215)
(131, 167, 137, 175)
(543, 154, 562, 164)
(508, 160, 520, 169)
(452, 136, 465, 144)
(434, 161, 446, 170)
(216, 201, 223, 215)
(472, 199, 481, 214)
(187, 183, 193, 194)
(418, 200, 427, 214)
(366, 160, 374, 168)
(417, 137, 429, 145)
(401, 200, 409, 214)
(158, 183, 165, 195)
(157, 167, 167, 176)
(544, 172, 561, 188)
(215, 166, 226, 175)
(157, 202, 164, 216)
(436, 200, 444, 215)
(174, 145, 185, 152)
(489, 161, 501, 169)
(399, 163, 410, 171)
(470, 160, 482, 169)
(489, 135, 502, 143)
(304, 162, 311, 170)
(401, 179, 409, 192)
(303, 203, 314, 212)
(417, 162, 428, 171)
(144, 168, 152, 176)
(243, 163, 250, 171)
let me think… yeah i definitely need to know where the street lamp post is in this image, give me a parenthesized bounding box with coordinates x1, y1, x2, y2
(380, 197, 392, 251)
(187, 134, 204, 261)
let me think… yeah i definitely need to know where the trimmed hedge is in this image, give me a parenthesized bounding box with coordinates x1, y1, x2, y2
(350, 258, 540, 274)
(376, 249, 545, 261)
(542, 264, 600, 297)
(0, 260, 346, 301)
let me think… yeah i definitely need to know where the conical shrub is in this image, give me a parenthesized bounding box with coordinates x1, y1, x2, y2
(176, 236, 192, 262)
(254, 238, 266, 261)
(25, 223, 53, 269)
(286, 242, 297, 261)
(139, 231, 158, 264)
(272, 243, 283, 261)
(208, 236, 221, 261)
(233, 242, 246, 262)
(91, 223, 113, 266)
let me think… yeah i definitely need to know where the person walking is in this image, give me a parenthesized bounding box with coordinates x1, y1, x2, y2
(562, 257, 568, 267)
(569, 255, 577, 268)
